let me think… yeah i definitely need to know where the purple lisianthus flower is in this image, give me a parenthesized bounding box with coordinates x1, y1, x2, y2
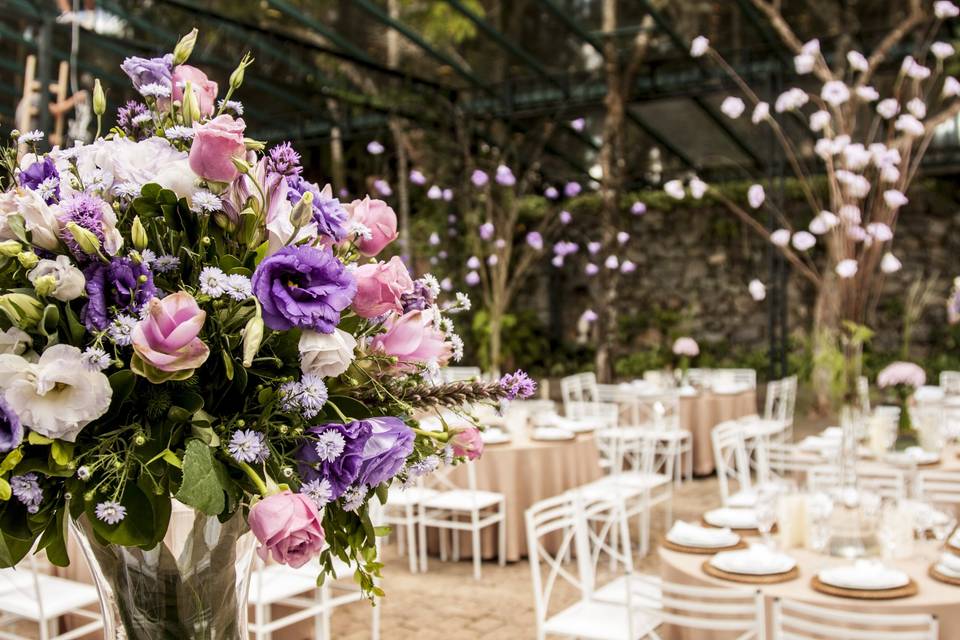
(285, 177, 348, 241)
(116, 101, 153, 141)
(120, 54, 173, 91)
(252, 245, 356, 333)
(355, 417, 414, 487)
(267, 142, 302, 177)
(297, 421, 373, 500)
(18, 157, 60, 204)
(500, 370, 537, 400)
(0, 396, 22, 453)
(81, 257, 156, 331)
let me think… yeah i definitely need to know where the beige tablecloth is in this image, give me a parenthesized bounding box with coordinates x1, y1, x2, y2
(680, 390, 757, 476)
(439, 431, 602, 562)
(659, 543, 960, 639)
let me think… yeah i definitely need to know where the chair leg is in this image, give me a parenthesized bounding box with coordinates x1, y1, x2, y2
(255, 601, 269, 640)
(439, 524, 448, 562)
(498, 503, 506, 567)
(418, 517, 429, 573)
(321, 584, 332, 640)
(471, 510, 482, 580)
(371, 597, 381, 640)
(314, 585, 325, 640)
(686, 443, 693, 482)
(453, 523, 461, 562)
(406, 513, 419, 574)
(396, 519, 405, 557)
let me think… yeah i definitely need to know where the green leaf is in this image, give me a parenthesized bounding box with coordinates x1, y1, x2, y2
(50, 441, 74, 466)
(169, 390, 204, 414)
(27, 432, 52, 446)
(190, 424, 220, 447)
(174, 440, 225, 515)
(221, 350, 234, 381)
(40, 304, 59, 340)
(85, 483, 156, 547)
(0, 478, 9, 501)
(140, 183, 162, 200)
(63, 305, 85, 343)
(6, 214, 29, 245)
(160, 449, 182, 469)
(36, 510, 68, 566)
(108, 370, 135, 407)
(0, 449, 23, 475)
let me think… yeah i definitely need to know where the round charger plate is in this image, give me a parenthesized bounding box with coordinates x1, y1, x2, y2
(662, 537, 746, 555)
(929, 564, 960, 586)
(810, 576, 918, 600)
(702, 560, 798, 584)
(700, 518, 776, 536)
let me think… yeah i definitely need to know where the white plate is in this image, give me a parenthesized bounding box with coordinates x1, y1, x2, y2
(937, 563, 960, 579)
(712, 384, 746, 395)
(818, 564, 910, 590)
(710, 550, 796, 575)
(703, 508, 758, 529)
(667, 532, 739, 549)
(481, 430, 511, 445)
(531, 427, 575, 441)
(885, 450, 940, 466)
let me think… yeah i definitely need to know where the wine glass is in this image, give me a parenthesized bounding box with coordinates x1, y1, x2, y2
(808, 491, 834, 553)
(754, 484, 779, 549)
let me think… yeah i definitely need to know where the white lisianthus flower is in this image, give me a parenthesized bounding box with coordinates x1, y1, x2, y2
(881, 252, 902, 274)
(0, 327, 32, 355)
(689, 177, 708, 199)
(690, 36, 709, 58)
(28, 256, 85, 302)
(943, 77, 960, 98)
(720, 96, 745, 119)
(770, 229, 791, 247)
(74, 137, 190, 198)
(794, 53, 815, 75)
(876, 99, 899, 119)
(751, 102, 770, 124)
(0, 344, 111, 442)
(855, 86, 879, 102)
(835, 259, 858, 279)
(847, 50, 869, 72)
(906, 97, 927, 119)
(792, 231, 816, 251)
(664, 180, 685, 199)
(932, 42, 955, 60)
(748, 279, 766, 301)
(821, 81, 850, 106)
(809, 110, 831, 132)
(883, 189, 908, 209)
(0, 189, 61, 251)
(299, 329, 357, 378)
(155, 159, 202, 203)
(747, 184, 765, 209)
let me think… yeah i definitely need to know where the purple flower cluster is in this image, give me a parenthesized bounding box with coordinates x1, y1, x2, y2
(120, 54, 173, 91)
(499, 370, 537, 400)
(296, 417, 413, 500)
(285, 176, 348, 241)
(400, 279, 437, 313)
(267, 142, 302, 177)
(10, 473, 42, 513)
(82, 257, 156, 331)
(18, 157, 60, 204)
(251, 245, 356, 333)
(116, 101, 153, 141)
(57, 193, 110, 261)
(0, 396, 22, 453)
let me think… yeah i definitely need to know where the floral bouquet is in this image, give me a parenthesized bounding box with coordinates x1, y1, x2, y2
(671, 336, 699, 384)
(0, 30, 533, 637)
(876, 361, 926, 449)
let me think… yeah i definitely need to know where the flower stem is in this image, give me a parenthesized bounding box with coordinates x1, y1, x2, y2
(238, 461, 269, 495)
(413, 428, 450, 442)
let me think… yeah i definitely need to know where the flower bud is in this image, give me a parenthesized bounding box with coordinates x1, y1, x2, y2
(243, 138, 265, 151)
(242, 314, 264, 368)
(231, 157, 252, 175)
(172, 28, 198, 66)
(93, 79, 106, 116)
(0, 293, 43, 328)
(32, 274, 57, 298)
(131, 215, 148, 251)
(182, 82, 200, 125)
(65, 222, 101, 255)
(289, 191, 314, 228)
(17, 252, 38, 269)
(0, 240, 22, 256)
(230, 64, 245, 91)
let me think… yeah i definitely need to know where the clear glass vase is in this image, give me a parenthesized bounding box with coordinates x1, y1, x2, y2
(71, 502, 256, 640)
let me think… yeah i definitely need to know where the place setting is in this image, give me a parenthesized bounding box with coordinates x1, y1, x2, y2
(812, 561, 918, 600)
(662, 521, 745, 554)
(702, 544, 799, 584)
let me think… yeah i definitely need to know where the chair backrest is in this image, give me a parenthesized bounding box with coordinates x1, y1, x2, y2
(440, 366, 482, 383)
(940, 370, 960, 396)
(624, 391, 680, 431)
(0, 554, 48, 624)
(773, 596, 937, 639)
(916, 471, 960, 505)
(642, 369, 673, 388)
(765, 442, 826, 480)
(565, 400, 618, 428)
(712, 368, 758, 390)
(635, 576, 763, 636)
(561, 372, 599, 407)
(764, 376, 798, 425)
(806, 465, 906, 500)
(712, 421, 753, 505)
(685, 368, 712, 388)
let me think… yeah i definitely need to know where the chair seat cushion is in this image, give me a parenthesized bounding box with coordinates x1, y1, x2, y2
(386, 487, 439, 507)
(543, 600, 660, 640)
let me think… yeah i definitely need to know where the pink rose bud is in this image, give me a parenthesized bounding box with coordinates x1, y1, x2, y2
(370, 309, 453, 371)
(249, 491, 326, 569)
(172, 64, 219, 117)
(345, 196, 399, 256)
(449, 427, 484, 460)
(189, 115, 247, 183)
(352, 256, 414, 319)
(131, 291, 210, 382)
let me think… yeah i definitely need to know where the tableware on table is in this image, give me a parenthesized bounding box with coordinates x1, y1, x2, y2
(878, 501, 915, 561)
(480, 428, 511, 445)
(677, 385, 697, 397)
(552, 416, 596, 433)
(531, 411, 561, 427)
(755, 486, 779, 546)
(666, 521, 741, 549)
(711, 383, 746, 395)
(810, 575, 918, 600)
(703, 508, 760, 530)
(709, 545, 797, 575)
(818, 560, 910, 590)
(531, 426, 575, 441)
(934, 552, 960, 579)
(807, 492, 834, 553)
(885, 446, 940, 467)
(726, 490, 757, 509)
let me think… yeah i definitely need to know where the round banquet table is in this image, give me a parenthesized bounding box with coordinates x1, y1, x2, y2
(438, 431, 602, 562)
(659, 542, 960, 640)
(679, 390, 757, 476)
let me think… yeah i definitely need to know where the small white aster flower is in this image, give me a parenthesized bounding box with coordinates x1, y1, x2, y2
(420, 274, 441, 298)
(881, 252, 902, 274)
(943, 76, 960, 98)
(876, 98, 899, 119)
(227, 429, 269, 463)
(165, 125, 195, 141)
(820, 81, 850, 106)
(751, 102, 770, 124)
(835, 259, 858, 279)
(112, 182, 142, 199)
(902, 56, 931, 80)
(225, 274, 252, 301)
(131, 113, 153, 126)
(153, 255, 180, 273)
(794, 53, 815, 75)
(139, 249, 157, 267)
(906, 97, 927, 119)
(190, 190, 222, 213)
(18, 130, 44, 144)
(95, 501, 127, 525)
(341, 485, 366, 512)
(792, 231, 816, 251)
(199, 266, 228, 298)
(36, 176, 60, 202)
(855, 86, 879, 102)
(450, 333, 464, 362)
(139, 83, 171, 99)
(883, 189, 908, 209)
(894, 114, 925, 137)
(218, 99, 244, 115)
(688, 177, 708, 199)
(809, 110, 831, 132)
(935, 1, 959, 19)
(770, 229, 791, 247)
(350, 221, 373, 240)
(300, 478, 333, 509)
(298, 373, 328, 419)
(664, 179, 685, 199)
(720, 96, 745, 119)
(748, 279, 766, 301)
(108, 315, 138, 346)
(775, 88, 808, 112)
(81, 347, 112, 371)
(932, 41, 955, 60)
(314, 429, 346, 462)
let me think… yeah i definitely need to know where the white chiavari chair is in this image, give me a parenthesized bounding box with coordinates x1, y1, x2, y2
(939, 370, 960, 396)
(621, 391, 691, 485)
(763, 442, 827, 485)
(379, 478, 438, 573)
(684, 368, 712, 388)
(772, 597, 937, 639)
(417, 462, 506, 580)
(858, 375, 871, 414)
(712, 420, 756, 507)
(806, 465, 906, 501)
(915, 471, 960, 506)
(0, 555, 102, 640)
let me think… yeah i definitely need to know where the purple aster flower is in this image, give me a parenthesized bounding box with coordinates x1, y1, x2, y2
(570, 117, 586, 131)
(442, 188, 453, 201)
(297, 421, 373, 500)
(544, 186, 559, 200)
(500, 370, 537, 400)
(95, 501, 126, 525)
(10, 473, 42, 509)
(559, 210, 572, 224)
(228, 429, 270, 463)
(285, 177, 348, 241)
(631, 201, 647, 215)
(479, 222, 495, 241)
(465, 271, 480, 286)
(495, 165, 516, 187)
(120, 54, 173, 92)
(409, 169, 427, 185)
(526, 232, 544, 250)
(470, 170, 489, 188)
(82, 257, 156, 331)
(251, 245, 356, 333)
(367, 140, 385, 155)
(564, 182, 582, 198)
(18, 157, 60, 204)
(553, 241, 579, 257)
(0, 396, 22, 453)
(341, 485, 366, 512)
(355, 417, 415, 488)
(373, 179, 392, 196)
(266, 142, 302, 177)
(116, 101, 153, 141)
(300, 478, 333, 508)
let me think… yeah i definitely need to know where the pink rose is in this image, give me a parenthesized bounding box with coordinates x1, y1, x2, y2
(449, 427, 484, 460)
(370, 309, 452, 371)
(131, 291, 210, 383)
(189, 115, 247, 183)
(346, 197, 398, 256)
(353, 257, 414, 318)
(172, 64, 219, 117)
(249, 491, 325, 568)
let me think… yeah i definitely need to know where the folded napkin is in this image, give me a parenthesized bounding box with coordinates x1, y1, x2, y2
(939, 552, 960, 575)
(821, 426, 844, 439)
(704, 508, 759, 529)
(667, 521, 738, 547)
(819, 560, 909, 590)
(480, 429, 509, 444)
(711, 545, 794, 575)
(727, 491, 757, 508)
(950, 529, 960, 547)
(799, 436, 838, 453)
(531, 411, 561, 427)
